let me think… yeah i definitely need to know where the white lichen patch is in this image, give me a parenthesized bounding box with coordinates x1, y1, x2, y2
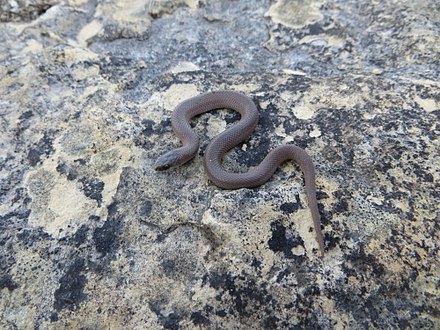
(168, 61, 200, 74)
(162, 83, 200, 110)
(23, 107, 142, 238)
(414, 95, 438, 113)
(140, 84, 200, 128)
(23, 39, 43, 54)
(289, 201, 319, 258)
(265, 0, 324, 29)
(278, 81, 370, 120)
(309, 127, 321, 137)
(25, 167, 96, 238)
(24, 143, 140, 238)
(206, 115, 227, 139)
(148, 0, 199, 16)
(77, 20, 103, 46)
(95, 0, 152, 38)
(71, 64, 100, 81)
(63, 48, 99, 65)
(292, 101, 318, 120)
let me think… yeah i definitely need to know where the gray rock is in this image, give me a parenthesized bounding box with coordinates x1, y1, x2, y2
(0, 0, 439, 328)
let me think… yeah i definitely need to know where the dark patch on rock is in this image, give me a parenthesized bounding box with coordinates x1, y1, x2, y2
(135, 118, 169, 148)
(237, 133, 272, 168)
(149, 303, 182, 330)
(0, 2, 53, 23)
(71, 224, 88, 247)
(345, 246, 386, 278)
(74, 158, 88, 166)
(27, 131, 55, 166)
(332, 196, 349, 214)
(89, 215, 100, 222)
(27, 149, 41, 167)
(141, 119, 156, 137)
(190, 311, 210, 326)
(15, 227, 50, 248)
(139, 200, 152, 216)
(0, 274, 19, 291)
(11, 187, 31, 207)
(280, 197, 300, 214)
(0, 209, 31, 223)
(324, 245, 429, 328)
(215, 309, 227, 317)
(308, 22, 325, 35)
(54, 257, 87, 311)
(223, 111, 241, 125)
(19, 110, 33, 120)
(263, 315, 280, 329)
(324, 231, 341, 251)
(92, 202, 121, 256)
(276, 268, 290, 283)
(251, 257, 261, 272)
(233, 106, 279, 168)
(50, 312, 59, 322)
(56, 162, 78, 181)
(204, 271, 274, 319)
(0, 253, 16, 279)
(268, 221, 303, 259)
(98, 56, 136, 83)
(79, 177, 105, 206)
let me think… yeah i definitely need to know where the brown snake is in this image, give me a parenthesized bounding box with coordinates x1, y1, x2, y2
(154, 90, 325, 256)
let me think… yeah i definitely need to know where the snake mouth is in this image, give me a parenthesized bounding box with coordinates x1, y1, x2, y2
(154, 151, 180, 171)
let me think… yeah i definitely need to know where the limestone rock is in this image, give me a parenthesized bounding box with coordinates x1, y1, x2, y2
(0, 0, 439, 328)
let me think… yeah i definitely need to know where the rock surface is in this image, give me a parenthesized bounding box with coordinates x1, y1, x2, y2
(0, 0, 439, 328)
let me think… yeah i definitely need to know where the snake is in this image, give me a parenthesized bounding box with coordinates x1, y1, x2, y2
(154, 90, 325, 256)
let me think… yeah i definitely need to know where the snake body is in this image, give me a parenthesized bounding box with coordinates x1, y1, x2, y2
(154, 90, 325, 256)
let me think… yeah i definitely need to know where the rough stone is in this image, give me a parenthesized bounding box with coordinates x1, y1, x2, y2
(0, 0, 439, 328)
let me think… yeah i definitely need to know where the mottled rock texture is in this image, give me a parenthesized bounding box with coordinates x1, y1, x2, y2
(0, 0, 439, 329)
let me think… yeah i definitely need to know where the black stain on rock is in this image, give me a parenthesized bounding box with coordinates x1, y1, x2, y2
(135, 119, 159, 148)
(0, 209, 31, 222)
(89, 215, 100, 222)
(92, 202, 121, 256)
(50, 312, 59, 322)
(345, 246, 386, 278)
(53, 257, 87, 311)
(139, 200, 152, 216)
(141, 119, 156, 137)
(74, 158, 87, 166)
(251, 257, 262, 272)
(149, 303, 182, 330)
(27, 131, 55, 166)
(263, 315, 280, 329)
(0, 253, 16, 279)
(1, 3, 53, 23)
(19, 110, 33, 120)
(56, 162, 78, 180)
(268, 222, 304, 259)
(79, 177, 105, 206)
(15, 227, 50, 248)
(0, 274, 19, 291)
(204, 271, 274, 319)
(190, 311, 211, 326)
(280, 198, 300, 214)
(71, 224, 88, 247)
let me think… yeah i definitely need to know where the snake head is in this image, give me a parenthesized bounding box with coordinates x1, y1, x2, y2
(154, 151, 181, 171)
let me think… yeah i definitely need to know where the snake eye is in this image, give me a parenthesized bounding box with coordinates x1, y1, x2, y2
(154, 151, 180, 171)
